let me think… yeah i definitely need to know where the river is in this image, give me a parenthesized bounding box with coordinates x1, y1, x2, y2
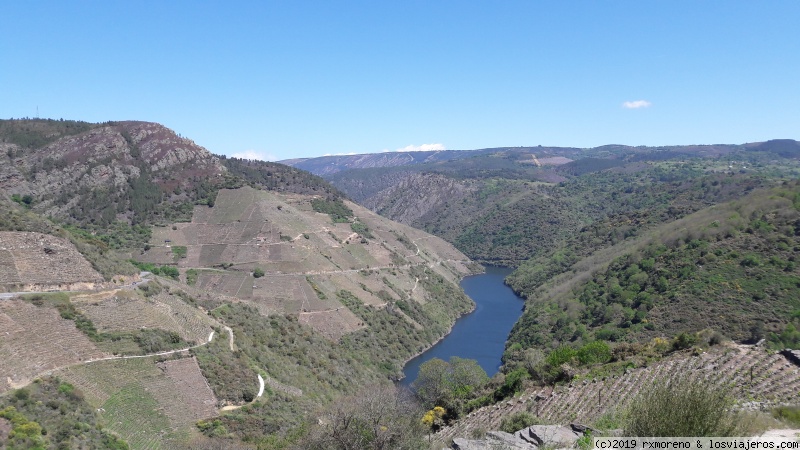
(400, 266, 525, 387)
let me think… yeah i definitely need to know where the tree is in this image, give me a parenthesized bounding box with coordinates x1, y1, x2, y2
(253, 267, 264, 278)
(300, 385, 426, 450)
(411, 357, 488, 410)
(412, 358, 451, 408)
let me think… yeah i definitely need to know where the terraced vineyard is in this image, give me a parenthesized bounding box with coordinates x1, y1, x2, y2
(0, 299, 106, 393)
(56, 356, 217, 449)
(72, 288, 218, 346)
(437, 345, 800, 443)
(143, 186, 473, 340)
(0, 231, 104, 292)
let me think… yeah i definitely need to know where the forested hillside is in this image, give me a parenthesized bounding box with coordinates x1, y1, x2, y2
(328, 144, 800, 265)
(506, 182, 800, 353)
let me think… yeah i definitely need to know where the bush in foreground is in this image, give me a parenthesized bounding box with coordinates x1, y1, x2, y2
(298, 385, 426, 450)
(625, 376, 742, 437)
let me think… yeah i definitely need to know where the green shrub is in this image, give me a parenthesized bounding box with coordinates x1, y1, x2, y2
(773, 406, 800, 427)
(186, 269, 198, 286)
(494, 368, 530, 400)
(546, 345, 577, 367)
(350, 221, 373, 239)
(171, 245, 187, 260)
(311, 197, 353, 223)
(672, 332, 698, 350)
(577, 341, 612, 365)
(625, 376, 742, 436)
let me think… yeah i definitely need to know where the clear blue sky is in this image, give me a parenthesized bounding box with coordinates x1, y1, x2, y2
(2, 1, 798, 161)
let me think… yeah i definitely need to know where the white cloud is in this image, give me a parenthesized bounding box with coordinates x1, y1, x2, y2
(394, 143, 446, 152)
(231, 150, 278, 161)
(622, 100, 652, 109)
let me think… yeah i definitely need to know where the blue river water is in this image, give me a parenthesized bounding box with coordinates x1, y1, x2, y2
(400, 266, 526, 387)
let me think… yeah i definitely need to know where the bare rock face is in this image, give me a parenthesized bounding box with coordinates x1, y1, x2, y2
(449, 425, 585, 449)
(452, 431, 536, 449)
(363, 172, 478, 226)
(517, 425, 582, 447)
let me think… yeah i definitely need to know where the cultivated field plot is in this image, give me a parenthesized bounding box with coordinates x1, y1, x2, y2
(0, 249, 22, 285)
(57, 356, 217, 450)
(135, 246, 175, 265)
(185, 222, 270, 246)
(251, 275, 310, 314)
(309, 273, 387, 306)
(406, 233, 469, 263)
(196, 272, 253, 299)
(203, 188, 257, 224)
(342, 243, 380, 268)
(437, 345, 800, 442)
(150, 223, 191, 246)
(0, 232, 103, 291)
(325, 245, 364, 271)
(153, 357, 218, 425)
(73, 290, 217, 344)
(0, 300, 106, 394)
(298, 308, 365, 341)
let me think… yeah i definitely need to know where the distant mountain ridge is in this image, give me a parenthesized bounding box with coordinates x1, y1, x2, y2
(281, 140, 800, 177)
(281, 146, 582, 176)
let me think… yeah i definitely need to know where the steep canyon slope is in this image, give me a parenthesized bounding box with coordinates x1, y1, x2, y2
(0, 119, 476, 449)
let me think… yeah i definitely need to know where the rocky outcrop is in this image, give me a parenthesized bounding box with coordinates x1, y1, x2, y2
(363, 173, 479, 226)
(453, 431, 534, 449)
(0, 121, 226, 223)
(450, 425, 586, 449)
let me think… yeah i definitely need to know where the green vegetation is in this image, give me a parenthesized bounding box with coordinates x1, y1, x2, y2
(505, 183, 800, 356)
(222, 156, 343, 197)
(350, 221, 373, 239)
(772, 406, 800, 427)
(311, 197, 354, 222)
(331, 147, 795, 265)
(64, 222, 152, 251)
(0, 197, 139, 279)
(23, 292, 99, 338)
(186, 268, 199, 286)
(0, 377, 128, 449)
(299, 386, 427, 450)
(625, 376, 742, 437)
(186, 267, 472, 445)
(253, 267, 265, 278)
(0, 118, 95, 149)
(10, 193, 33, 207)
(412, 357, 489, 412)
(499, 411, 540, 433)
(129, 260, 180, 280)
(171, 245, 187, 260)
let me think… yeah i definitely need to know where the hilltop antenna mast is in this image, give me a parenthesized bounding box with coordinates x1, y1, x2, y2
(36, 106, 39, 119)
